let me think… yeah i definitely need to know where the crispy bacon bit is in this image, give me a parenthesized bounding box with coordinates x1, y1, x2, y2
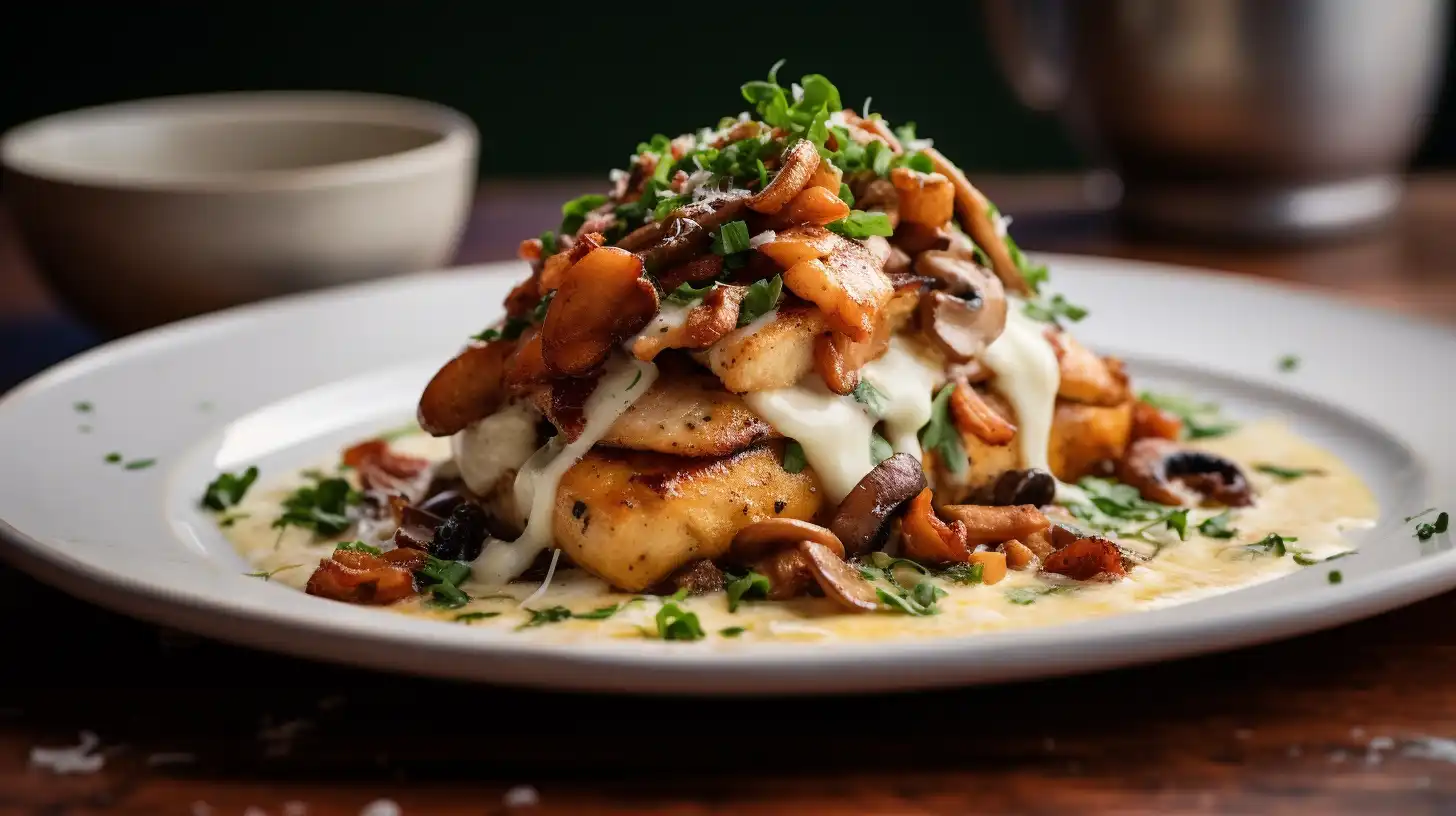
(949, 380, 1017, 446)
(900, 488, 971, 563)
(504, 278, 541, 319)
(1041, 535, 1127, 581)
(540, 232, 604, 293)
(343, 439, 430, 494)
(517, 238, 543, 262)
(1131, 399, 1184, 442)
(305, 548, 426, 604)
(541, 247, 659, 376)
(503, 327, 550, 395)
(417, 340, 514, 437)
(813, 332, 859, 395)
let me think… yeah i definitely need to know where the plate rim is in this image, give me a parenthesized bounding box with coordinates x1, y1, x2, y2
(2, 253, 1454, 695)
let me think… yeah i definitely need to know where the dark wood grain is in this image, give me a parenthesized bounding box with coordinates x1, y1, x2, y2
(3, 176, 1456, 815)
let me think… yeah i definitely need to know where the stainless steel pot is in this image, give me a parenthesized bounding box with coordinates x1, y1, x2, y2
(985, 0, 1450, 241)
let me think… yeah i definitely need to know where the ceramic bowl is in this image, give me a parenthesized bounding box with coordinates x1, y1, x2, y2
(1, 91, 478, 334)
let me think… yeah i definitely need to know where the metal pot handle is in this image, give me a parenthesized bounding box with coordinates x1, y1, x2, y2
(983, 0, 1071, 112)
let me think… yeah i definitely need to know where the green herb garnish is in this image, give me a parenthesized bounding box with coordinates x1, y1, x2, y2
(1006, 585, 1077, 605)
(1416, 512, 1450, 542)
(666, 280, 718, 305)
(941, 562, 985, 585)
(870, 432, 894, 466)
(245, 564, 302, 581)
(104, 452, 122, 464)
(725, 571, 771, 612)
(559, 193, 608, 236)
(782, 441, 807, 474)
(1138, 392, 1239, 440)
(1278, 354, 1300, 372)
(1064, 477, 1176, 535)
(202, 466, 259, 511)
(123, 458, 157, 471)
(1329, 570, 1343, 585)
(851, 380, 888, 417)
(655, 590, 706, 641)
(1244, 533, 1298, 557)
(720, 626, 747, 638)
(273, 475, 358, 536)
(826, 210, 894, 240)
(518, 606, 574, 629)
(837, 183, 855, 206)
(737, 275, 783, 326)
(73, 401, 93, 413)
(919, 384, 968, 474)
(334, 540, 382, 555)
(454, 612, 501, 623)
(1197, 510, 1238, 539)
(1022, 292, 1088, 324)
(1256, 464, 1325, 481)
(711, 220, 752, 256)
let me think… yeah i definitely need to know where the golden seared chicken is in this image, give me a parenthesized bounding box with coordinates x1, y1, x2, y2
(299, 64, 1257, 612)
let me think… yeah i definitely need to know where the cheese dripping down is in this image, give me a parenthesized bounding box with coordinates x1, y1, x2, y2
(472, 354, 658, 586)
(981, 300, 1084, 503)
(742, 336, 940, 503)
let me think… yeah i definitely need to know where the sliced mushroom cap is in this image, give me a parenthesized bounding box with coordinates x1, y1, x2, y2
(1116, 438, 1253, 507)
(914, 251, 1007, 362)
(624, 193, 751, 274)
(417, 340, 514, 436)
(732, 518, 845, 563)
(974, 468, 1057, 507)
(800, 541, 880, 612)
(830, 453, 928, 556)
(749, 139, 820, 214)
(541, 247, 659, 376)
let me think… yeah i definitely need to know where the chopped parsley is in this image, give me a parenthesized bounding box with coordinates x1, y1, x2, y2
(740, 62, 841, 149)
(454, 611, 501, 623)
(73, 401, 93, 413)
(539, 231, 558, 256)
(201, 466, 260, 511)
(217, 512, 249, 528)
(334, 540, 382, 555)
(892, 152, 935, 174)
(1244, 533, 1298, 558)
(415, 554, 472, 609)
(124, 458, 157, 471)
(272, 475, 359, 536)
(1005, 585, 1077, 605)
(1329, 570, 1343, 585)
(1065, 477, 1177, 535)
(711, 220, 752, 256)
(940, 562, 985, 585)
(1278, 354, 1300, 372)
(653, 194, 690, 222)
(720, 626, 747, 638)
(851, 380, 888, 417)
(104, 452, 122, 464)
(1022, 292, 1088, 324)
(870, 432, 894, 466)
(1198, 510, 1238, 539)
(627, 370, 643, 390)
(1293, 550, 1354, 567)
(782, 441, 807, 474)
(1138, 392, 1239, 440)
(1255, 463, 1325, 481)
(737, 275, 783, 326)
(655, 589, 706, 641)
(665, 280, 717, 305)
(919, 384, 968, 474)
(518, 606, 574, 629)
(725, 571, 771, 612)
(245, 564, 302, 581)
(826, 210, 894, 239)
(837, 182, 855, 206)
(860, 554, 946, 615)
(559, 193, 607, 236)
(1416, 512, 1450, 542)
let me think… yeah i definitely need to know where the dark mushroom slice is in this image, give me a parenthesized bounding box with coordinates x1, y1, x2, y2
(829, 453, 928, 557)
(800, 541, 880, 612)
(1116, 438, 1253, 507)
(731, 518, 845, 563)
(649, 558, 726, 596)
(625, 192, 752, 274)
(417, 340, 514, 437)
(915, 252, 1007, 363)
(973, 468, 1057, 507)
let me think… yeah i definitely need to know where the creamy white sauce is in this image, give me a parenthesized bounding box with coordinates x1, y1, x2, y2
(744, 380, 876, 503)
(982, 301, 1060, 476)
(450, 403, 540, 496)
(860, 337, 942, 461)
(473, 354, 659, 586)
(630, 300, 694, 355)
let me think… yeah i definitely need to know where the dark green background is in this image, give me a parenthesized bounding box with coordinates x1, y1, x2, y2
(2, 3, 1452, 177)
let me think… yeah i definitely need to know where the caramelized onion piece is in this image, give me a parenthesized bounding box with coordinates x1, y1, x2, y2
(417, 340, 514, 437)
(830, 453, 927, 556)
(890, 167, 955, 228)
(772, 185, 851, 227)
(813, 332, 859, 395)
(801, 541, 879, 612)
(749, 139, 821, 214)
(542, 247, 659, 376)
(1130, 400, 1184, 442)
(503, 326, 550, 395)
(305, 548, 425, 605)
(949, 379, 1017, 446)
(922, 147, 1030, 295)
(732, 518, 845, 563)
(757, 224, 840, 269)
(938, 503, 1051, 548)
(900, 487, 972, 563)
(783, 239, 892, 342)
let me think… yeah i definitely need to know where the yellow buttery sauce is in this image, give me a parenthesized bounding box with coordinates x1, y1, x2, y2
(224, 419, 1375, 644)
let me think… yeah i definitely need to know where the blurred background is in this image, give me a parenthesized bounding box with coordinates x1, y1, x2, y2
(3, 3, 1452, 178)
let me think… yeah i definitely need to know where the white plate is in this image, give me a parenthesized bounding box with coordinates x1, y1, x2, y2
(1, 255, 1452, 695)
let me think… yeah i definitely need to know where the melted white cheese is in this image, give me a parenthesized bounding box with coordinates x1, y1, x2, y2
(982, 302, 1059, 475)
(743, 379, 876, 503)
(860, 337, 942, 461)
(450, 402, 541, 495)
(473, 355, 658, 586)
(631, 301, 693, 345)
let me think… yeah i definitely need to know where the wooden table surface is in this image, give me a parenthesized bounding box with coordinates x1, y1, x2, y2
(3, 176, 1456, 816)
